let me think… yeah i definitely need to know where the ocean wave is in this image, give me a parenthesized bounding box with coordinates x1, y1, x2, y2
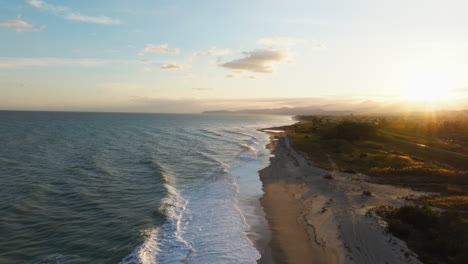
(120, 184, 193, 264)
(222, 129, 261, 141)
(240, 143, 257, 153)
(194, 129, 239, 144)
(200, 128, 224, 137)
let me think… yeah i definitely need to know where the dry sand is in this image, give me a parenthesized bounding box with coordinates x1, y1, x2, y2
(259, 133, 425, 264)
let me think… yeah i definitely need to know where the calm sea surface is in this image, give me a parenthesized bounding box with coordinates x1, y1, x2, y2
(0, 111, 292, 264)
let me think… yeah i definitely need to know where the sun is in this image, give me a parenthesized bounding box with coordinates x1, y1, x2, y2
(400, 66, 456, 101)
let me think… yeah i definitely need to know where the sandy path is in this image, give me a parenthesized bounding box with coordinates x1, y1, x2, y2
(259, 134, 425, 264)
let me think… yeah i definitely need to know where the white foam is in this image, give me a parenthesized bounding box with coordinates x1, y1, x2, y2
(240, 143, 257, 153)
(121, 127, 276, 264)
(120, 184, 192, 264)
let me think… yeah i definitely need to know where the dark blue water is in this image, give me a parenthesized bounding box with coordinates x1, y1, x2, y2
(0, 111, 291, 264)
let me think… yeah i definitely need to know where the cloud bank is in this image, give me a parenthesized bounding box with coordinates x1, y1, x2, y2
(127, 96, 333, 113)
(27, 0, 121, 25)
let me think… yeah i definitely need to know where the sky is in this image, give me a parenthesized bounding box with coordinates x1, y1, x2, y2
(1, 0, 468, 113)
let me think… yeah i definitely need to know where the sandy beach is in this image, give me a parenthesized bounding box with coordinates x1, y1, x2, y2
(259, 132, 426, 264)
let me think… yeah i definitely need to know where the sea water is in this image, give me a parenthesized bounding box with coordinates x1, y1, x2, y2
(0, 111, 292, 264)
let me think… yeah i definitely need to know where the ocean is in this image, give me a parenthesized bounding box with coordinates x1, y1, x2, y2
(0, 111, 292, 264)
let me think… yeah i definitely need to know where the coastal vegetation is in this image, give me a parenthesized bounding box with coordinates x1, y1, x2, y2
(280, 111, 468, 263)
(285, 112, 468, 195)
(375, 205, 468, 264)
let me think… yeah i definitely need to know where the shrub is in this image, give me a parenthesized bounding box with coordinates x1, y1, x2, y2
(376, 205, 468, 264)
(335, 121, 377, 141)
(362, 190, 372, 196)
(341, 168, 357, 173)
(387, 219, 412, 238)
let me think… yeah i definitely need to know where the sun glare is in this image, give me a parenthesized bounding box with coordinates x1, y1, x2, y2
(400, 66, 456, 101)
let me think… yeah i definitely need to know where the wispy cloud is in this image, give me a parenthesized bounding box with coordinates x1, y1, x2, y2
(0, 57, 110, 68)
(159, 62, 189, 70)
(220, 49, 290, 73)
(142, 44, 180, 54)
(257, 37, 305, 47)
(65, 13, 120, 24)
(0, 19, 32, 29)
(27, 0, 121, 25)
(142, 67, 152, 72)
(0, 19, 45, 32)
(193, 47, 231, 57)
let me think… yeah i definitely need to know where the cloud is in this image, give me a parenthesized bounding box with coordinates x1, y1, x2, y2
(142, 44, 179, 54)
(0, 57, 110, 68)
(0, 19, 32, 28)
(313, 43, 326, 49)
(65, 13, 120, 25)
(142, 67, 152, 72)
(257, 37, 305, 47)
(193, 47, 231, 57)
(0, 19, 45, 32)
(220, 49, 290, 73)
(27, 0, 121, 25)
(224, 74, 257, 79)
(192, 88, 213, 91)
(28, 0, 43, 8)
(159, 62, 188, 70)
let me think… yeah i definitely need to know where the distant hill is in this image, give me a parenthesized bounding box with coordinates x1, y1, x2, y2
(203, 106, 352, 115)
(202, 99, 468, 116)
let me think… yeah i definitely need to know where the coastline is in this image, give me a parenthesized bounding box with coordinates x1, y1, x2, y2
(258, 130, 426, 264)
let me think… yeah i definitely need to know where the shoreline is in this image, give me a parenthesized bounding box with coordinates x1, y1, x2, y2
(258, 130, 425, 264)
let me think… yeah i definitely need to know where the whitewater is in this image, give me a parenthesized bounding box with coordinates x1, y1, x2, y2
(0, 112, 292, 263)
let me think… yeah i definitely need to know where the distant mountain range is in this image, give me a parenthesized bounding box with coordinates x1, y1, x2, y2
(203, 107, 352, 115)
(202, 99, 468, 115)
